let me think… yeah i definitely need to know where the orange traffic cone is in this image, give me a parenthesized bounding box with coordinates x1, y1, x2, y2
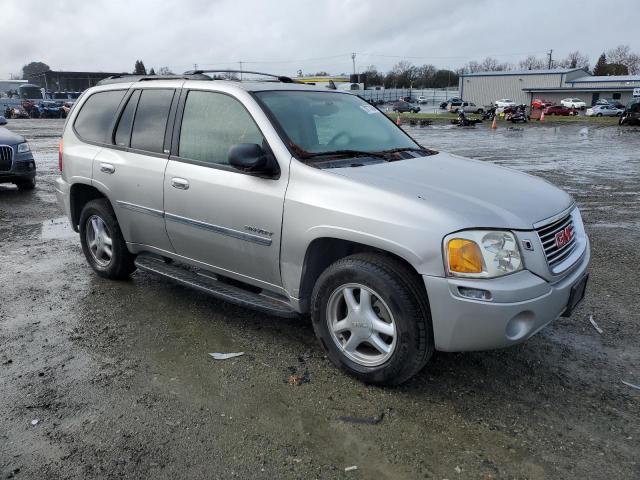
(396, 114, 401, 126)
(491, 114, 497, 129)
(540, 110, 545, 123)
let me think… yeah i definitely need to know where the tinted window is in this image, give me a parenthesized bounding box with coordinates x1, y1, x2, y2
(179, 91, 264, 165)
(114, 90, 141, 147)
(130, 89, 174, 153)
(74, 90, 126, 143)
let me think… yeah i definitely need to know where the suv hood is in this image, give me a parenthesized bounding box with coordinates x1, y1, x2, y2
(0, 127, 25, 145)
(333, 152, 573, 230)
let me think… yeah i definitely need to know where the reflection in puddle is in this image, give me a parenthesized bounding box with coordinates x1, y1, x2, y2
(41, 217, 77, 240)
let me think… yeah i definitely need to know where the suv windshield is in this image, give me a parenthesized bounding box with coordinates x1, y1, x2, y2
(255, 91, 418, 155)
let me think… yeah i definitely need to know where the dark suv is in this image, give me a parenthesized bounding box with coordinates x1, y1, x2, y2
(0, 116, 36, 190)
(619, 100, 640, 125)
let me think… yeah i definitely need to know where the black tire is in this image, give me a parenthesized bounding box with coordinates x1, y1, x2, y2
(16, 178, 36, 191)
(596, 113, 602, 117)
(311, 253, 434, 385)
(477, 109, 483, 114)
(79, 198, 136, 280)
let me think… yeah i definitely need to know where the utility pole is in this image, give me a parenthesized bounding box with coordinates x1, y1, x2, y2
(239, 61, 243, 80)
(194, 63, 198, 71)
(351, 52, 357, 76)
(547, 50, 553, 69)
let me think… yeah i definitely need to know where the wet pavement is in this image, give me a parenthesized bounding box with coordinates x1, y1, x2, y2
(1, 119, 639, 479)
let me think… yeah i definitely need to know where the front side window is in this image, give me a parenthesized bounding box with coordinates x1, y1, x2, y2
(255, 91, 417, 154)
(179, 90, 264, 165)
(130, 89, 175, 153)
(74, 90, 127, 143)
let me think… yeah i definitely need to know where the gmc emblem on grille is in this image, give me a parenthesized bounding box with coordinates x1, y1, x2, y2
(555, 226, 574, 249)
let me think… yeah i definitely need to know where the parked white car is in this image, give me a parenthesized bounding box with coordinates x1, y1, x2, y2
(586, 105, 624, 117)
(561, 98, 586, 109)
(449, 101, 484, 114)
(417, 95, 428, 104)
(495, 99, 516, 108)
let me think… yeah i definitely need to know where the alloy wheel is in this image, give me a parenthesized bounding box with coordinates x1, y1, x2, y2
(326, 283, 397, 367)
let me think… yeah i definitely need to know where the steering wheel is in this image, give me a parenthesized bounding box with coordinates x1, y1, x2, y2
(327, 131, 352, 147)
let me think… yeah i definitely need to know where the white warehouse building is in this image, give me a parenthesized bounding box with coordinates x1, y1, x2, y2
(459, 68, 640, 107)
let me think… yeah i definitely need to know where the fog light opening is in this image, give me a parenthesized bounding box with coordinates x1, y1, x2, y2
(458, 286, 492, 301)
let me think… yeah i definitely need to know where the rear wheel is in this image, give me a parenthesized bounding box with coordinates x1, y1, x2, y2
(311, 253, 433, 385)
(79, 199, 136, 279)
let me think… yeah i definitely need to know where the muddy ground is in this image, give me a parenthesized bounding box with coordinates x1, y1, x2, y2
(1, 119, 639, 479)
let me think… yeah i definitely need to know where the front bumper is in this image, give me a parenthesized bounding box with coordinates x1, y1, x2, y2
(424, 239, 590, 352)
(0, 152, 36, 183)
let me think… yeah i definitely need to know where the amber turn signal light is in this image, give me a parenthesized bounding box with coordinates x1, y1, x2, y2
(447, 238, 483, 274)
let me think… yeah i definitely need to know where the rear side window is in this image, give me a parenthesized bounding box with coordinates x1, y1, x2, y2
(74, 90, 126, 143)
(130, 89, 175, 153)
(114, 90, 141, 147)
(178, 91, 264, 165)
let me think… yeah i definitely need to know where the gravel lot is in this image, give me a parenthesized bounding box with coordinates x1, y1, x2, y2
(1, 119, 639, 479)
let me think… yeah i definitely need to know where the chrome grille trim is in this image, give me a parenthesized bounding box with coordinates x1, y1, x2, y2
(536, 212, 577, 270)
(0, 145, 14, 172)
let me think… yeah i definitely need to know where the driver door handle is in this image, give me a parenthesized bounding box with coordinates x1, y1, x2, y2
(171, 177, 190, 190)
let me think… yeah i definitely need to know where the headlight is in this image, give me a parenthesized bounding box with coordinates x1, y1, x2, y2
(17, 142, 30, 153)
(445, 230, 523, 278)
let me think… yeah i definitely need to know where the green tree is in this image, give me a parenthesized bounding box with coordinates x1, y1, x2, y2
(593, 53, 608, 75)
(148, 67, 156, 75)
(133, 60, 147, 75)
(22, 61, 50, 80)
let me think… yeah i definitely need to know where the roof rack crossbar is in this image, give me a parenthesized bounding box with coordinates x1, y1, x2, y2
(96, 74, 212, 86)
(183, 69, 298, 83)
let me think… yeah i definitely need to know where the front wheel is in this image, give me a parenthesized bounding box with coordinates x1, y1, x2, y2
(79, 199, 136, 279)
(311, 253, 433, 385)
(16, 178, 36, 191)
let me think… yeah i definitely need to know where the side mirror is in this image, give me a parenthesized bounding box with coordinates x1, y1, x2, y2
(228, 143, 275, 174)
(0, 116, 7, 126)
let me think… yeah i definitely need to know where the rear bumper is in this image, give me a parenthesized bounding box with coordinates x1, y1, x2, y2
(55, 176, 73, 227)
(424, 240, 590, 352)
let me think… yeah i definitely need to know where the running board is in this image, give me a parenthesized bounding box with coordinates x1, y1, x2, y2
(134, 254, 298, 318)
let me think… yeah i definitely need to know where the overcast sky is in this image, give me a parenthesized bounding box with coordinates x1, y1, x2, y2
(2, 0, 639, 79)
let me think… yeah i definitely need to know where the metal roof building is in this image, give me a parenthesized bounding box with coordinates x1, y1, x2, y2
(459, 68, 640, 107)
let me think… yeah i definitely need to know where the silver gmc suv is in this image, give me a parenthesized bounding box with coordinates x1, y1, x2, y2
(55, 72, 590, 385)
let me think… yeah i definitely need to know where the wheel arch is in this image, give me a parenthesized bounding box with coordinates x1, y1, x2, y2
(69, 182, 110, 231)
(296, 236, 426, 313)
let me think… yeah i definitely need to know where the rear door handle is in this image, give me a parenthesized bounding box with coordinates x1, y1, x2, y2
(100, 163, 115, 174)
(171, 177, 190, 190)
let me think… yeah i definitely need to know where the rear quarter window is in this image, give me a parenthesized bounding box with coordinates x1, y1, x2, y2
(73, 90, 127, 143)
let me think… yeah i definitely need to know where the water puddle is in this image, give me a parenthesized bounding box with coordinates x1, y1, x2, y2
(41, 217, 77, 240)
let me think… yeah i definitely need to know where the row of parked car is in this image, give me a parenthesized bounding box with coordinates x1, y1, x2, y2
(3, 100, 73, 119)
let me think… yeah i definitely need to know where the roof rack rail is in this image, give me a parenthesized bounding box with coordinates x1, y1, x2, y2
(96, 74, 212, 86)
(183, 69, 299, 83)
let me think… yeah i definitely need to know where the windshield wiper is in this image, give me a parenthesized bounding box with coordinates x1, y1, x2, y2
(289, 142, 388, 160)
(373, 146, 437, 156)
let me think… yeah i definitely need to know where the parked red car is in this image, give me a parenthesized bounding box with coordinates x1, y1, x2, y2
(532, 98, 553, 109)
(543, 105, 577, 116)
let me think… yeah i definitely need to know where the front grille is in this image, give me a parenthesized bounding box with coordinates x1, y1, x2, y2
(0, 145, 13, 171)
(536, 212, 577, 270)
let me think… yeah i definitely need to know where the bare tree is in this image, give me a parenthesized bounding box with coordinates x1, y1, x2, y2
(461, 57, 511, 73)
(606, 45, 640, 74)
(519, 55, 546, 70)
(157, 66, 174, 75)
(559, 51, 590, 70)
